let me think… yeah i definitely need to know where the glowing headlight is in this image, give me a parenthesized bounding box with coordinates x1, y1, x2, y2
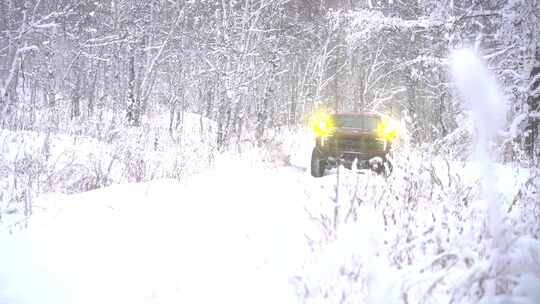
(377, 116, 400, 141)
(309, 110, 335, 137)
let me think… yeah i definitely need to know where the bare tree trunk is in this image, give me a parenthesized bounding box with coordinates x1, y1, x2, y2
(333, 53, 340, 112)
(205, 82, 213, 119)
(217, 103, 226, 149)
(256, 55, 278, 145)
(289, 61, 298, 126)
(71, 63, 82, 120)
(525, 48, 540, 158)
(29, 76, 37, 128)
(127, 45, 139, 126)
(406, 70, 419, 142)
(46, 49, 56, 107)
(87, 66, 98, 117)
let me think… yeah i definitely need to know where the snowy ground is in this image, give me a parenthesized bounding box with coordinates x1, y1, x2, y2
(0, 153, 314, 304)
(0, 130, 537, 304)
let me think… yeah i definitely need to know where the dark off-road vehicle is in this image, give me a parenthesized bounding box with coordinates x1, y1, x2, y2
(310, 112, 393, 177)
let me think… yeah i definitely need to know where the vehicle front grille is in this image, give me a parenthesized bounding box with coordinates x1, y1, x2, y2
(335, 137, 384, 151)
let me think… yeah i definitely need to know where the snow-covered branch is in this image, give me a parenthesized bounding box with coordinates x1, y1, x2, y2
(530, 73, 540, 90)
(531, 86, 540, 98)
(140, 11, 184, 102)
(0, 45, 39, 99)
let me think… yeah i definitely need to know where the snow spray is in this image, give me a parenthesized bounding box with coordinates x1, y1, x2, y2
(450, 49, 508, 241)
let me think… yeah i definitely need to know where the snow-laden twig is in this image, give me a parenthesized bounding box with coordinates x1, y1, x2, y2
(500, 113, 528, 139)
(16, 46, 39, 54)
(30, 22, 59, 29)
(529, 73, 540, 89)
(530, 85, 540, 98)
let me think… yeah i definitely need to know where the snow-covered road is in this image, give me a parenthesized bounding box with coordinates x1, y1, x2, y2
(0, 152, 325, 304)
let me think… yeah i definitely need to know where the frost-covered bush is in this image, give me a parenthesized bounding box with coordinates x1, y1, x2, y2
(295, 147, 539, 304)
(0, 112, 217, 225)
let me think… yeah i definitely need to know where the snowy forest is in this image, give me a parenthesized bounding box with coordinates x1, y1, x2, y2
(0, 0, 539, 303)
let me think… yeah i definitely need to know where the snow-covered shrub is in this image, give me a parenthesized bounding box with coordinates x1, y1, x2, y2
(295, 146, 538, 304)
(0, 130, 48, 225)
(0, 112, 217, 223)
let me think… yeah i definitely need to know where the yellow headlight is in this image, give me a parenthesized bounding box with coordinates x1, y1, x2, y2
(309, 110, 335, 137)
(377, 116, 400, 141)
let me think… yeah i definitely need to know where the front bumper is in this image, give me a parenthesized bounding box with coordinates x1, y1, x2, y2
(325, 152, 386, 169)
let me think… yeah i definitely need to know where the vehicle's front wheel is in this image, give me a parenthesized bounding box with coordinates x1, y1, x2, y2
(310, 148, 326, 178)
(383, 158, 393, 177)
(369, 157, 392, 177)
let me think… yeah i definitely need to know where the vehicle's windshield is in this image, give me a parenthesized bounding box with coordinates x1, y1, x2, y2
(333, 115, 379, 131)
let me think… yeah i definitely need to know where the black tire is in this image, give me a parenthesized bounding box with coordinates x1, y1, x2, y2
(311, 148, 326, 177)
(370, 159, 384, 175)
(369, 157, 392, 177)
(383, 158, 393, 177)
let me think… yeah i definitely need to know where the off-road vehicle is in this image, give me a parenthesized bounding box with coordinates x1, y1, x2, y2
(310, 112, 393, 177)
